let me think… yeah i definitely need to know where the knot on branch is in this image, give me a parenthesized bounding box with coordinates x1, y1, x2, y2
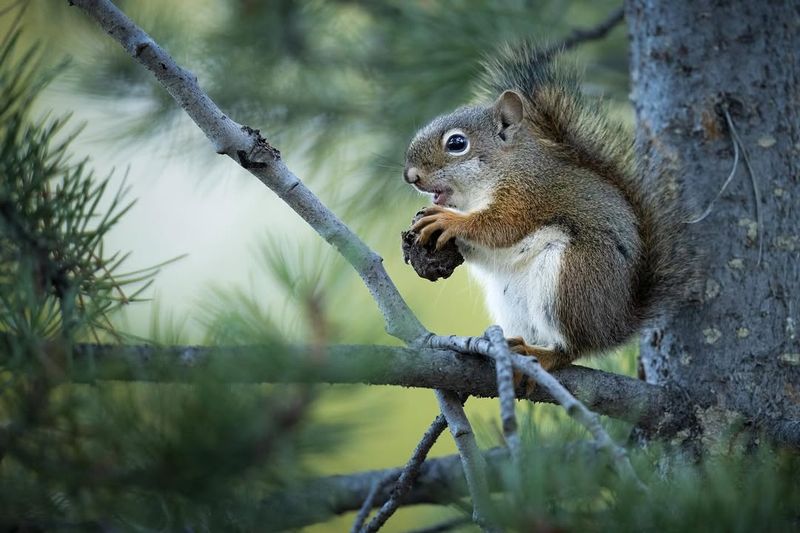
(237, 125, 281, 168)
(134, 41, 150, 57)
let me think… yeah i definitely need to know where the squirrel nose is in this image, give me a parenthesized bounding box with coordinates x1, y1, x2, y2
(404, 166, 420, 184)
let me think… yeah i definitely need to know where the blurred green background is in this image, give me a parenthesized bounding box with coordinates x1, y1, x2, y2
(3, 0, 636, 530)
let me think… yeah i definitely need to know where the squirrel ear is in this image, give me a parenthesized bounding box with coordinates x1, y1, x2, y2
(495, 90, 524, 128)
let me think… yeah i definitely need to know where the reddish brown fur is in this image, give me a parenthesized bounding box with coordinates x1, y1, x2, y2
(407, 44, 691, 368)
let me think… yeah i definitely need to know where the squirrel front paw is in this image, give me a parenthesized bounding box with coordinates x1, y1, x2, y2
(411, 206, 467, 250)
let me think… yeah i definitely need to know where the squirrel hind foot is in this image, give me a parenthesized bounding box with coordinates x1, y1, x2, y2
(506, 337, 563, 366)
(506, 339, 569, 397)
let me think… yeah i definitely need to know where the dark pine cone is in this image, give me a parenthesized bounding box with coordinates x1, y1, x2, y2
(401, 208, 465, 282)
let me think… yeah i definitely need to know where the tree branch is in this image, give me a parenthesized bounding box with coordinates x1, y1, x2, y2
(264, 449, 503, 530)
(68, 5, 492, 524)
(68, 0, 426, 344)
(359, 414, 447, 532)
(427, 335, 644, 488)
(435, 390, 493, 530)
(485, 327, 521, 462)
(61, 341, 675, 432)
(433, 394, 491, 528)
(265, 443, 602, 530)
(352, 473, 398, 533)
(66, 4, 664, 526)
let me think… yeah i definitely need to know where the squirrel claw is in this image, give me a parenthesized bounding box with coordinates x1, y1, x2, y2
(422, 205, 447, 215)
(434, 229, 457, 250)
(411, 207, 465, 249)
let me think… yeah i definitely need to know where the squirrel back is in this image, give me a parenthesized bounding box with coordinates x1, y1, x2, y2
(476, 42, 690, 327)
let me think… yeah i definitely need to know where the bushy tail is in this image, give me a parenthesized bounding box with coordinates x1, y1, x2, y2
(476, 41, 692, 322)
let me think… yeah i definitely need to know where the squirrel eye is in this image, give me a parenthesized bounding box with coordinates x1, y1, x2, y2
(443, 129, 469, 155)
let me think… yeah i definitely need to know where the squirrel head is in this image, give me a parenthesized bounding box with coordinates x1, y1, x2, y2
(403, 90, 532, 211)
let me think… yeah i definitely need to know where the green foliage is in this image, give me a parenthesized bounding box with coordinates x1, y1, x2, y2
(475, 415, 800, 533)
(0, 28, 154, 343)
(77, 0, 627, 135)
(0, 380, 331, 530)
(0, 16, 340, 531)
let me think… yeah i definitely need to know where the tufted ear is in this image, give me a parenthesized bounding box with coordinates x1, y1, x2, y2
(494, 90, 525, 141)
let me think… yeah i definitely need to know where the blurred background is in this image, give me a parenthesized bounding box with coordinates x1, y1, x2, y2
(3, 0, 635, 530)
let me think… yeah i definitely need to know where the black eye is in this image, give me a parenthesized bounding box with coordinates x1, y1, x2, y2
(445, 133, 468, 154)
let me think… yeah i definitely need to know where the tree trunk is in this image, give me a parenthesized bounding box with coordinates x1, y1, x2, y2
(626, 0, 800, 448)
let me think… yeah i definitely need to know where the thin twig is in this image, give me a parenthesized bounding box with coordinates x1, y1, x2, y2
(543, 5, 625, 57)
(516, 355, 644, 489)
(91, 250, 130, 304)
(262, 448, 509, 529)
(351, 473, 398, 533)
(363, 414, 448, 532)
(687, 104, 764, 266)
(427, 334, 645, 489)
(484, 326, 521, 463)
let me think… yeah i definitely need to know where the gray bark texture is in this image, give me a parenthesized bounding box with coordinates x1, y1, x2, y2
(627, 0, 800, 446)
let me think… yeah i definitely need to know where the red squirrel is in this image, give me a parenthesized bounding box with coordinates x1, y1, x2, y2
(403, 43, 690, 372)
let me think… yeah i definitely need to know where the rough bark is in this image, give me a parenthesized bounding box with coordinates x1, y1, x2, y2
(627, 0, 800, 445)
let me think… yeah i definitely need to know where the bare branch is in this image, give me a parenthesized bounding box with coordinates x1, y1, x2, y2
(485, 326, 521, 463)
(435, 390, 494, 530)
(427, 334, 645, 488)
(61, 340, 675, 431)
(67, 5, 502, 525)
(68, 0, 426, 343)
(263, 448, 507, 530)
(265, 443, 602, 529)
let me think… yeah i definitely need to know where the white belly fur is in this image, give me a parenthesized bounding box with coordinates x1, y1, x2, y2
(462, 226, 569, 349)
